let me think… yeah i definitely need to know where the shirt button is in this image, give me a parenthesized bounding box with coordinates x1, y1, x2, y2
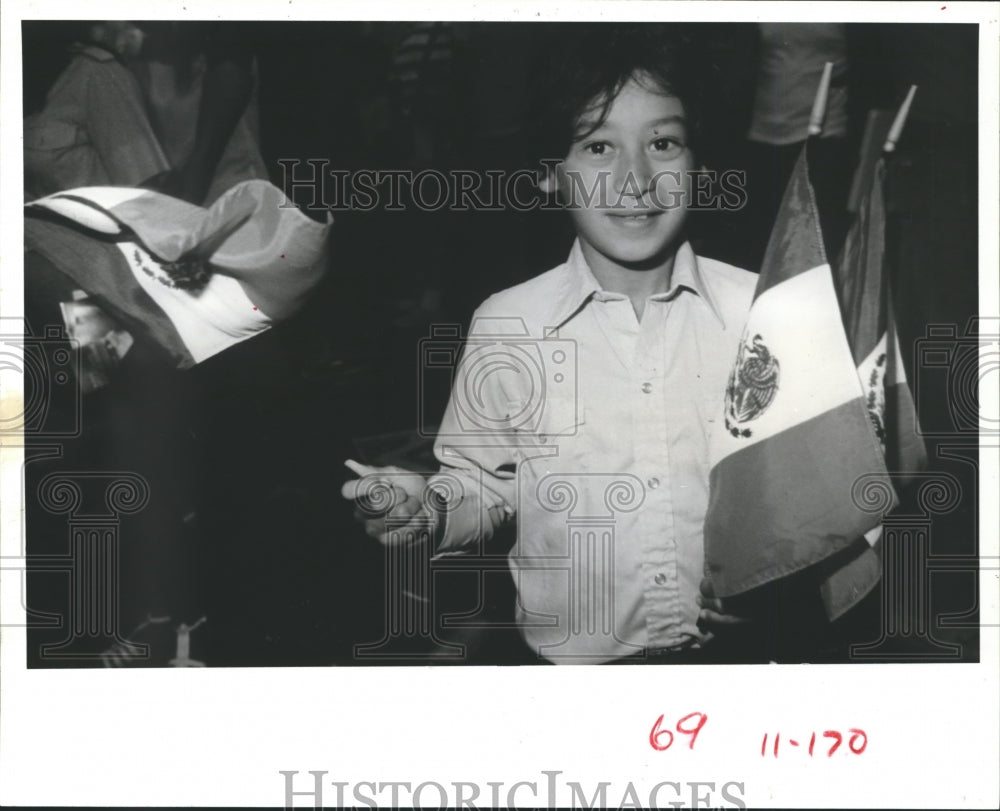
(641, 382, 653, 394)
(654, 573, 667, 585)
(647, 477, 660, 489)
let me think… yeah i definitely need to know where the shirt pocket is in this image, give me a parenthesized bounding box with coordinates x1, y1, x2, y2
(508, 394, 588, 473)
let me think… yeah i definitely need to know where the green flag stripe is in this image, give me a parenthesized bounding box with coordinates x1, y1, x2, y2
(836, 158, 888, 366)
(704, 396, 891, 597)
(753, 146, 828, 300)
(25, 216, 195, 369)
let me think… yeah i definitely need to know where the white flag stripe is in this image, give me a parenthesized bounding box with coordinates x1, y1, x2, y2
(49, 185, 148, 209)
(27, 186, 149, 234)
(711, 264, 864, 463)
(856, 331, 889, 448)
(28, 196, 122, 235)
(857, 332, 888, 384)
(116, 241, 271, 364)
(890, 325, 910, 387)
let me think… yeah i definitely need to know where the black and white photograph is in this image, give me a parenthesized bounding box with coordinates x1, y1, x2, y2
(1, 2, 997, 808)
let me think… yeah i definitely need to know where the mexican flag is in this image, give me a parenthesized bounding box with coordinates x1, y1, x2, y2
(25, 180, 330, 369)
(704, 146, 926, 619)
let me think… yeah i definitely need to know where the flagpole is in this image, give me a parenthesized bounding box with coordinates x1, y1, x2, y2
(883, 85, 919, 153)
(807, 61, 835, 137)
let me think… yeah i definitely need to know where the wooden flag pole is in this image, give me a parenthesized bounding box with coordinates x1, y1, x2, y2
(807, 61, 835, 137)
(846, 109, 895, 212)
(883, 85, 919, 153)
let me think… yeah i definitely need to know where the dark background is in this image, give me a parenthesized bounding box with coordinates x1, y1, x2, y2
(20, 22, 981, 666)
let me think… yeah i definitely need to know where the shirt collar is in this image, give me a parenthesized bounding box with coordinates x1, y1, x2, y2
(549, 239, 727, 329)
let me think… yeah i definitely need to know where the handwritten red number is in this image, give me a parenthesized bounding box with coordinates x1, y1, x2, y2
(649, 714, 674, 751)
(824, 730, 843, 757)
(760, 729, 863, 757)
(848, 728, 868, 754)
(650, 713, 707, 751)
(676, 712, 708, 749)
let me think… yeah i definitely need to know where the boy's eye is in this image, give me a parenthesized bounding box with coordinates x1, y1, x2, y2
(652, 136, 685, 155)
(583, 141, 611, 156)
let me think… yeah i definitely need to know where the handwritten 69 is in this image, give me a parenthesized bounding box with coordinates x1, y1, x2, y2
(648, 712, 709, 751)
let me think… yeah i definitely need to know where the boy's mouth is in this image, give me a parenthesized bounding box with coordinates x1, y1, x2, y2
(606, 210, 665, 224)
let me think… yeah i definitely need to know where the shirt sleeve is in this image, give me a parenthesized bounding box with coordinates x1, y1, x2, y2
(429, 299, 532, 553)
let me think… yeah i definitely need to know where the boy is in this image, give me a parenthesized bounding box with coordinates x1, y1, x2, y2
(342, 27, 758, 664)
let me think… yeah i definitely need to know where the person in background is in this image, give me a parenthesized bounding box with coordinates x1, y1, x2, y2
(135, 23, 268, 205)
(24, 22, 169, 198)
(738, 23, 855, 270)
(24, 21, 266, 205)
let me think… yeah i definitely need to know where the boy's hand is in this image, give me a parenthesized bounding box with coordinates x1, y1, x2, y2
(340, 459, 438, 546)
(697, 577, 753, 631)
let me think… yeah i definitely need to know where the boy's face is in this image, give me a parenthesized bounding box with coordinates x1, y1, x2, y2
(543, 74, 695, 271)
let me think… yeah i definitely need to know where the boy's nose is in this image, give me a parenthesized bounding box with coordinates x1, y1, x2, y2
(612, 151, 653, 200)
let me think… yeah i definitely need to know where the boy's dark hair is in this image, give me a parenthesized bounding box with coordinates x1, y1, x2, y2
(529, 24, 710, 167)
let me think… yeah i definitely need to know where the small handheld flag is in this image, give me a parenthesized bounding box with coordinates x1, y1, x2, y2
(705, 87, 926, 619)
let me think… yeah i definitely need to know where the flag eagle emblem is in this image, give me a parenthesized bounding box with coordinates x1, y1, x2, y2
(864, 351, 888, 447)
(725, 333, 780, 437)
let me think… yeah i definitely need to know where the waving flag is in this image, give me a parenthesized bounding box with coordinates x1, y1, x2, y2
(25, 180, 330, 368)
(704, 144, 924, 619)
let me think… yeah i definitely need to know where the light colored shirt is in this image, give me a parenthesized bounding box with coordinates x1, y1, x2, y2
(430, 240, 757, 663)
(24, 44, 267, 205)
(24, 44, 171, 198)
